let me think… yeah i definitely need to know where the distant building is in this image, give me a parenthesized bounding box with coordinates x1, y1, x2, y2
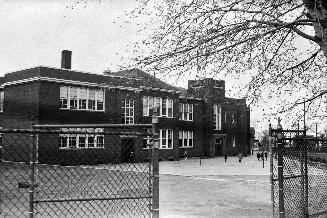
(250, 127, 255, 151)
(0, 50, 250, 164)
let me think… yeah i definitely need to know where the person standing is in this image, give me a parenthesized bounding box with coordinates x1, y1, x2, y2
(184, 151, 188, 160)
(257, 152, 260, 161)
(261, 152, 264, 161)
(238, 153, 242, 163)
(224, 154, 227, 162)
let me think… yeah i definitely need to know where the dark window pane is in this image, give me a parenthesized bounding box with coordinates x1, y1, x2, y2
(88, 136, 95, 147)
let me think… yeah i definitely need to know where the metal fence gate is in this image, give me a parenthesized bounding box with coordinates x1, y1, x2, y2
(0, 123, 159, 218)
(270, 120, 327, 218)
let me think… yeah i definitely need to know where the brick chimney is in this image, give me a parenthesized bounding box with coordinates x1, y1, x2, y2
(61, 50, 72, 69)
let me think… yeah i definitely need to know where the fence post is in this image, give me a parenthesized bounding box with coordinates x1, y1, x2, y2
(304, 141, 309, 217)
(277, 119, 285, 218)
(300, 132, 309, 217)
(152, 108, 159, 218)
(269, 123, 274, 216)
(0, 127, 3, 162)
(29, 122, 36, 218)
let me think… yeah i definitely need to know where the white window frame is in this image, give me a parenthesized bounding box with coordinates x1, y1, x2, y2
(59, 135, 68, 149)
(59, 128, 104, 149)
(166, 98, 173, 118)
(213, 104, 222, 130)
(78, 88, 88, 110)
(0, 90, 4, 112)
(179, 103, 193, 121)
(95, 90, 104, 111)
(159, 129, 173, 149)
(122, 99, 134, 124)
(179, 130, 193, 148)
(143, 96, 174, 118)
(60, 86, 69, 109)
(60, 86, 105, 112)
(96, 135, 104, 148)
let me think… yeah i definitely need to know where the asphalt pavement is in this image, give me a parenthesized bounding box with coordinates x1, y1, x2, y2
(159, 153, 272, 218)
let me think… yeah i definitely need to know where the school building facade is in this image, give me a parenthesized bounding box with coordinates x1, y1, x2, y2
(0, 51, 251, 164)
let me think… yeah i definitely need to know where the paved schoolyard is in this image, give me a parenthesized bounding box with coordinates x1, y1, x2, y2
(159, 154, 272, 218)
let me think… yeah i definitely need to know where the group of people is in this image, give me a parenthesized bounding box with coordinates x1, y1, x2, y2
(256, 151, 268, 161)
(183, 151, 268, 162)
(223, 153, 243, 162)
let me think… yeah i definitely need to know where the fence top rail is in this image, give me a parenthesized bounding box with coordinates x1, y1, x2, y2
(271, 129, 306, 133)
(282, 137, 327, 142)
(0, 128, 151, 136)
(33, 123, 153, 128)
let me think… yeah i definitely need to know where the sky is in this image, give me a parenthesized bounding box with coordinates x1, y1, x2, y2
(0, 0, 142, 75)
(0, 0, 290, 136)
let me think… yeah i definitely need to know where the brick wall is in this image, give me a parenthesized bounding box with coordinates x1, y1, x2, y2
(1, 67, 251, 163)
(2, 82, 40, 128)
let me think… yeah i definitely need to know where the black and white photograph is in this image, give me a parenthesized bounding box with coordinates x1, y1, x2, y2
(0, 0, 327, 217)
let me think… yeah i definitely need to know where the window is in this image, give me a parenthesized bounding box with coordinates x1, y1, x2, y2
(142, 96, 148, 116)
(96, 90, 104, 111)
(213, 104, 222, 130)
(179, 131, 193, 148)
(232, 136, 236, 147)
(143, 96, 174, 118)
(58, 128, 104, 149)
(159, 129, 173, 149)
(78, 88, 87, 110)
(59, 135, 68, 148)
(59, 86, 105, 111)
(122, 99, 134, 124)
(167, 99, 173, 118)
(60, 87, 68, 109)
(96, 135, 104, 148)
(79, 135, 86, 148)
(188, 131, 193, 147)
(168, 129, 173, 148)
(179, 103, 193, 121)
(143, 96, 153, 116)
(89, 89, 96, 110)
(162, 98, 167, 117)
(0, 91, 3, 112)
(161, 129, 167, 147)
(155, 97, 161, 116)
(68, 135, 77, 148)
(88, 136, 95, 148)
(70, 87, 78, 109)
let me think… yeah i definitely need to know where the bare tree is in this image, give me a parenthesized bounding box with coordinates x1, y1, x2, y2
(127, 0, 327, 126)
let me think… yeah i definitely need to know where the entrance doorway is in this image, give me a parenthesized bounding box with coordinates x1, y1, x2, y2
(211, 134, 227, 157)
(121, 138, 135, 162)
(215, 138, 222, 156)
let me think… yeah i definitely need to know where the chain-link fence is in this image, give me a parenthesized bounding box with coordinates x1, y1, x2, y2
(0, 124, 157, 217)
(271, 127, 327, 218)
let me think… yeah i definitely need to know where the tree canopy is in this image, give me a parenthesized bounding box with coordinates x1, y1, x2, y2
(128, 0, 327, 129)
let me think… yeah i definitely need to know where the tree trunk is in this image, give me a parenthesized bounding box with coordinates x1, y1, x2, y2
(303, 0, 327, 59)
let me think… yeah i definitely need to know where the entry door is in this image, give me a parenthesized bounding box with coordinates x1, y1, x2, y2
(121, 138, 135, 162)
(215, 138, 222, 156)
